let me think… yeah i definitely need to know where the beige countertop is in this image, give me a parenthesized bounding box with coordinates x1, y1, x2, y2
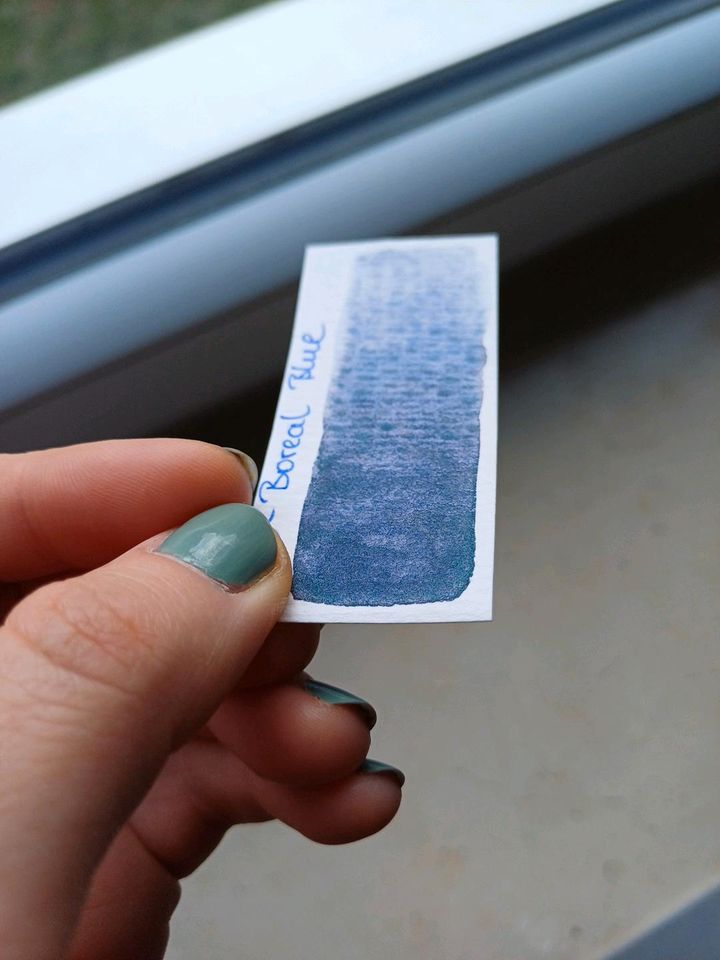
(169, 266, 720, 960)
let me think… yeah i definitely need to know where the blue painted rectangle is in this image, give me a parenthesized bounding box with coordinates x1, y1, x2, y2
(292, 246, 486, 606)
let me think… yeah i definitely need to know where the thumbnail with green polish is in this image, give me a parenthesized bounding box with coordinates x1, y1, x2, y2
(157, 503, 276, 586)
(303, 679, 377, 729)
(360, 759, 406, 787)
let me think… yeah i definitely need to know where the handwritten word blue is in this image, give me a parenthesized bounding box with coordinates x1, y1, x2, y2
(287, 326, 325, 390)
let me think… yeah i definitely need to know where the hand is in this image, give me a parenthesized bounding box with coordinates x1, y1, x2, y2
(0, 440, 403, 960)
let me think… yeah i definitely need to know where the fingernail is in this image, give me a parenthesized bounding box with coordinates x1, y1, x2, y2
(157, 503, 276, 586)
(223, 448, 259, 493)
(303, 679, 377, 729)
(359, 759, 405, 787)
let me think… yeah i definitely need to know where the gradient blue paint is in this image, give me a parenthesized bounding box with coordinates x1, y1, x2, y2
(293, 247, 486, 606)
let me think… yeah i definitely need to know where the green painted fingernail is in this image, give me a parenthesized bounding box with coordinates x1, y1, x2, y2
(157, 504, 276, 586)
(359, 759, 405, 787)
(303, 679, 377, 729)
(223, 448, 259, 493)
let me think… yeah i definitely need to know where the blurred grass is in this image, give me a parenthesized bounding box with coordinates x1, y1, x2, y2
(0, 0, 276, 106)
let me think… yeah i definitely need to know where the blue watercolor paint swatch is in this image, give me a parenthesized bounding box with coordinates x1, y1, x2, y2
(293, 247, 486, 606)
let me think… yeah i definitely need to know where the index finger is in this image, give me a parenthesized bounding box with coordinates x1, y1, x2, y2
(0, 439, 255, 581)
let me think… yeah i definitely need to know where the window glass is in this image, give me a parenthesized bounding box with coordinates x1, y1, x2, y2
(0, 0, 275, 106)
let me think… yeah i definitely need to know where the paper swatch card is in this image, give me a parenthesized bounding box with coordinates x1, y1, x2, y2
(255, 237, 497, 623)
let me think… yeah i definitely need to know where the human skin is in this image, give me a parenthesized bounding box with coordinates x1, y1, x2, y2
(0, 439, 402, 960)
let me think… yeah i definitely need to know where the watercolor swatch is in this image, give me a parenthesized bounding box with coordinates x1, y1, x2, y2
(255, 237, 497, 623)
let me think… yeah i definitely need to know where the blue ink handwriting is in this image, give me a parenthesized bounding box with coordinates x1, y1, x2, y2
(257, 405, 312, 522)
(287, 326, 325, 390)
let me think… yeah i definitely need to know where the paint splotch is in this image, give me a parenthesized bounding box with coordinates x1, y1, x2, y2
(293, 247, 486, 606)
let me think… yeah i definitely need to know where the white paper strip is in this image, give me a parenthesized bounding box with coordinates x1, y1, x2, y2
(255, 237, 497, 623)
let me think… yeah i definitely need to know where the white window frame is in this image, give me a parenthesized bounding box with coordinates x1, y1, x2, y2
(0, 0, 718, 415)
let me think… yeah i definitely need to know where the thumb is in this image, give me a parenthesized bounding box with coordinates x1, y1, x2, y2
(0, 504, 289, 960)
